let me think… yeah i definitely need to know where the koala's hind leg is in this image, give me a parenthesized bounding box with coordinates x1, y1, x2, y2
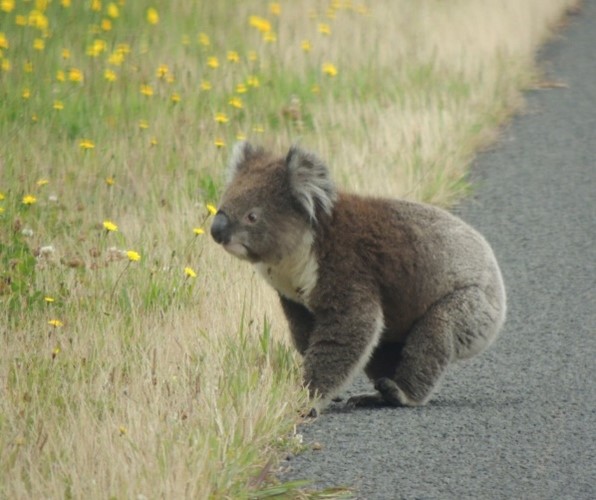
(350, 286, 503, 407)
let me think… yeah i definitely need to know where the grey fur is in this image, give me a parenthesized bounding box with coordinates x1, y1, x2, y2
(211, 143, 507, 412)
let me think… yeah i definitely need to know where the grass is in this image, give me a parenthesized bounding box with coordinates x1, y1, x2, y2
(0, 0, 576, 497)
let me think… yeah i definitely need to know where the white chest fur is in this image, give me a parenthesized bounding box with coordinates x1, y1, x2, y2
(254, 231, 318, 309)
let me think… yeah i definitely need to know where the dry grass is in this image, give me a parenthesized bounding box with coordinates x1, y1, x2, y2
(0, 0, 576, 497)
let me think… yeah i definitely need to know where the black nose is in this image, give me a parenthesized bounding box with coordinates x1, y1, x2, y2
(211, 211, 231, 244)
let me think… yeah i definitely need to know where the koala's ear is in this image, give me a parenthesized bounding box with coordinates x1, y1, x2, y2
(286, 145, 337, 221)
(227, 141, 261, 182)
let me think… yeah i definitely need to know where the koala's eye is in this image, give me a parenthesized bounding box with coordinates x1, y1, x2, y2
(245, 212, 258, 224)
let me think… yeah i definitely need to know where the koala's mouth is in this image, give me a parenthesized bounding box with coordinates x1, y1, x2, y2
(223, 242, 259, 262)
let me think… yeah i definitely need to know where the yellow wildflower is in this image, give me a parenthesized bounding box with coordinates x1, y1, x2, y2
(270, 2, 281, 16)
(207, 56, 219, 69)
(118, 426, 127, 436)
(1, 59, 11, 72)
(247, 75, 260, 88)
(108, 51, 124, 65)
(171, 92, 181, 103)
(23, 194, 37, 205)
(248, 50, 258, 62)
(61, 48, 71, 59)
(105, 176, 115, 186)
(236, 83, 247, 94)
(53, 100, 64, 111)
(156, 64, 169, 78)
(146, 7, 159, 25)
(37, 178, 49, 186)
(68, 67, 83, 82)
(198, 32, 210, 47)
(104, 69, 117, 82)
(79, 139, 95, 149)
(56, 70, 65, 81)
(249, 15, 271, 33)
(91, 0, 101, 12)
(301, 39, 312, 52)
(140, 84, 153, 96)
(318, 23, 332, 35)
(150, 137, 158, 146)
(107, 2, 119, 18)
(15, 15, 26, 26)
(184, 267, 197, 278)
(0, 33, 9, 49)
(200, 80, 212, 91)
(322, 62, 338, 77)
(0, 192, 4, 200)
(22, 88, 31, 99)
(206, 203, 217, 216)
(214, 112, 229, 124)
(126, 250, 141, 262)
(33, 38, 45, 51)
(101, 19, 112, 31)
(138, 119, 149, 129)
(103, 220, 118, 232)
(236, 131, 247, 141)
(228, 96, 243, 109)
(193, 227, 205, 235)
(253, 124, 265, 133)
(1, 1, 15, 13)
(24, 61, 33, 73)
(263, 31, 277, 43)
(48, 319, 63, 327)
(61, 0, 71, 7)
(214, 138, 225, 148)
(227, 50, 240, 63)
(44, 296, 55, 303)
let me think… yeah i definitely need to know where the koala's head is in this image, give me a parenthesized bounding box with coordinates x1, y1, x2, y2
(210, 141, 337, 264)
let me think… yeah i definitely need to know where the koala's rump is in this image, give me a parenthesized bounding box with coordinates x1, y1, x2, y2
(317, 194, 503, 342)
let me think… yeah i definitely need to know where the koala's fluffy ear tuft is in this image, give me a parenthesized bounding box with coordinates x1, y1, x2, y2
(227, 141, 262, 183)
(286, 145, 337, 221)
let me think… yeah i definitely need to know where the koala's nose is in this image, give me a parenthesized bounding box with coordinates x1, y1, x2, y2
(211, 211, 231, 244)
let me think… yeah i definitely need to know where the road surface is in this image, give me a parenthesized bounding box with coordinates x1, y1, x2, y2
(281, 2, 596, 498)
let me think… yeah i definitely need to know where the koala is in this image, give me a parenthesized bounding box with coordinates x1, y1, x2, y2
(211, 141, 506, 411)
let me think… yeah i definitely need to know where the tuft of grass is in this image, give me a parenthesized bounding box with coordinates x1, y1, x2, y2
(0, 0, 576, 497)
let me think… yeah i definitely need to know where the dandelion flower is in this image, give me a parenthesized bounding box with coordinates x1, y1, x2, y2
(193, 227, 205, 235)
(198, 33, 210, 47)
(22, 194, 37, 205)
(138, 119, 149, 129)
(33, 38, 45, 51)
(52, 346, 61, 358)
(301, 40, 312, 52)
(171, 92, 181, 103)
(319, 23, 332, 35)
(104, 69, 117, 82)
(1, 1, 15, 14)
(68, 67, 83, 82)
(214, 112, 229, 124)
(270, 2, 281, 16)
(146, 7, 159, 25)
(126, 250, 141, 262)
(150, 137, 158, 146)
(0, 32, 8, 49)
(44, 296, 55, 303)
(249, 16, 271, 33)
(207, 56, 219, 69)
(156, 64, 169, 78)
(228, 96, 243, 109)
(0, 192, 4, 200)
(37, 178, 49, 186)
(56, 70, 66, 81)
(206, 203, 217, 216)
(214, 138, 225, 148)
(227, 50, 240, 63)
(107, 2, 119, 18)
(322, 62, 338, 77)
(263, 31, 277, 43)
(48, 319, 64, 327)
(1, 59, 11, 72)
(22, 88, 31, 99)
(119, 426, 127, 436)
(140, 84, 153, 96)
(79, 139, 95, 149)
(200, 80, 212, 91)
(235, 83, 247, 94)
(184, 267, 197, 278)
(105, 176, 115, 186)
(236, 132, 247, 141)
(101, 19, 112, 31)
(103, 220, 118, 232)
(53, 101, 64, 111)
(247, 76, 260, 88)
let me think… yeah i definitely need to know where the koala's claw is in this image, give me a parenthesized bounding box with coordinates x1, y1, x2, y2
(345, 392, 387, 408)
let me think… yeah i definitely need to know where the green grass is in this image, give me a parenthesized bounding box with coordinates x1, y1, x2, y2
(0, 0, 576, 497)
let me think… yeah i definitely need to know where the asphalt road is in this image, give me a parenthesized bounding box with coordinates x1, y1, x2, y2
(281, 3, 596, 499)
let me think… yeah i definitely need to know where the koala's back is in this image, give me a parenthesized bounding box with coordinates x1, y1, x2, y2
(313, 193, 506, 341)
